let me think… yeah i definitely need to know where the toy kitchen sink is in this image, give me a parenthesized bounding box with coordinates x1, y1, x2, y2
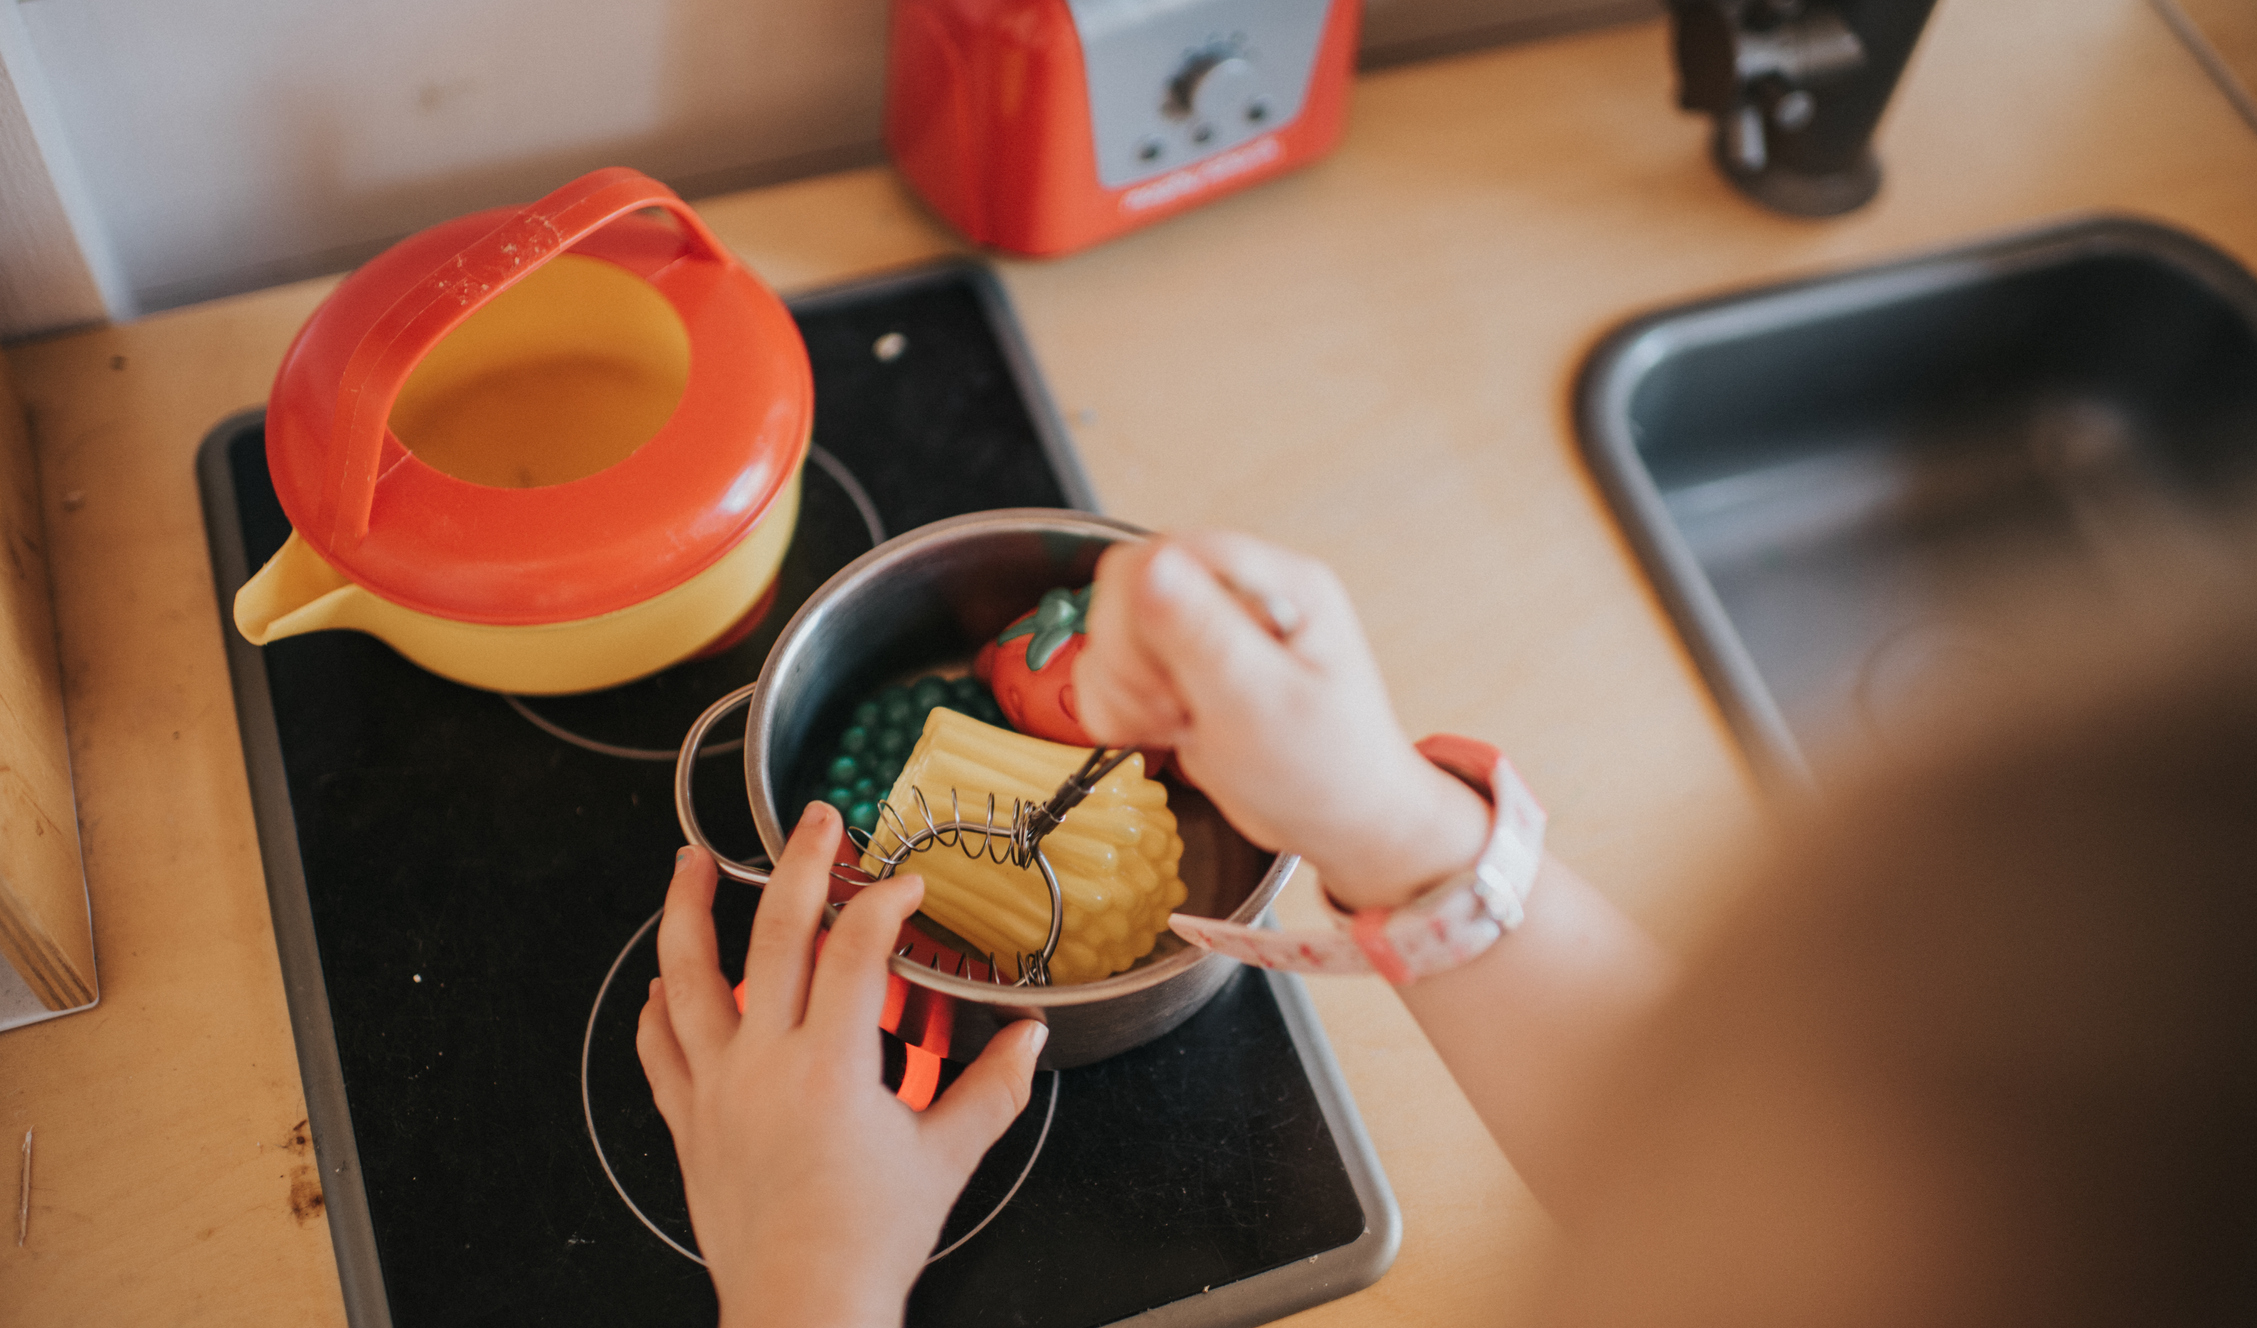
(1579, 217, 2257, 783)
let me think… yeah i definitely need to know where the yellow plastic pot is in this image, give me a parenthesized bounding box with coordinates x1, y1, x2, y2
(235, 476, 800, 695)
(235, 167, 813, 695)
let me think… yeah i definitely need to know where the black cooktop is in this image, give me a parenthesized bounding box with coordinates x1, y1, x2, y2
(198, 262, 1396, 1328)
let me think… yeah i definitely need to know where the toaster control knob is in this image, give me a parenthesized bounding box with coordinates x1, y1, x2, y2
(1164, 50, 1258, 127)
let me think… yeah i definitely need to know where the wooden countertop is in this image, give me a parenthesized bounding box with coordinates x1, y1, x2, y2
(5, 2, 2254, 1321)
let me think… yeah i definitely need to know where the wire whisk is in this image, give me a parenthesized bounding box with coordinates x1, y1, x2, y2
(846, 746, 1136, 987)
(674, 682, 1135, 990)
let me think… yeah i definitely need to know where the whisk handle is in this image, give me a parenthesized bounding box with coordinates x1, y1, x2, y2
(675, 682, 773, 886)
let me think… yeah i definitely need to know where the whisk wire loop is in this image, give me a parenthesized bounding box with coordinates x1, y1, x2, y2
(677, 685, 1127, 991)
(846, 746, 1134, 988)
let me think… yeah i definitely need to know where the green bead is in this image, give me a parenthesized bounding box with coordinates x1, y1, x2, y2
(876, 727, 909, 756)
(825, 785, 854, 808)
(826, 754, 860, 785)
(877, 756, 904, 784)
(911, 676, 950, 710)
(852, 701, 880, 727)
(951, 676, 986, 703)
(846, 801, 879, 834)
(839, 725, 870, 754)
(879, 691, 913, 727)
(851, 776, 877, 798)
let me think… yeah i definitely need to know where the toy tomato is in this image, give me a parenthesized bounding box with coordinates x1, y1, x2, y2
(974, 585, 1094, 746)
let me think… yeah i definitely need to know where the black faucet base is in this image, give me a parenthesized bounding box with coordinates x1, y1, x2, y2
(1711, 132, 1881, 217)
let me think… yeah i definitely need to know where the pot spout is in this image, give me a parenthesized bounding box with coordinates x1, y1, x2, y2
(234, 531, 360, 645)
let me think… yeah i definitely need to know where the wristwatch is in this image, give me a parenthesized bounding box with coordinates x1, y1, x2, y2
(1167, 735, 1546, 985)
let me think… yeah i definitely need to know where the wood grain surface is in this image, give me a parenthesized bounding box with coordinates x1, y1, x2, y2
(3, 1, 2255, 1322)
(0, 355, 92, 1010)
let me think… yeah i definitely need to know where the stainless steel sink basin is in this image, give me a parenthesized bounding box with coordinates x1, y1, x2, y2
(1579, 218, 2257, 783)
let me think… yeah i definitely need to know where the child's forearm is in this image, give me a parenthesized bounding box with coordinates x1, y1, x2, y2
(1071, 531, 1677, 1214)
(1384, 852, 1677, 1222)
(1330, 759, 1678, 1216)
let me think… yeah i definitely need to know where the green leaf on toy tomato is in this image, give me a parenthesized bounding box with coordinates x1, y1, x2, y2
(996, 585, 1091, 671)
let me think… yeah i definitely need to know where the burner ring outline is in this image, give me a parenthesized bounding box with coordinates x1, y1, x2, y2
(508, 443, 889, 763)
(580, 906, 1058, 1268)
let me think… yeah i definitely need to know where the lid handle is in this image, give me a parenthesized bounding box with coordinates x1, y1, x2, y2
(317, 167, 734, 546)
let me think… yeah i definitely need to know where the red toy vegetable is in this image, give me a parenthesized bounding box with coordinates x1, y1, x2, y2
(974, 585, 1094, 746)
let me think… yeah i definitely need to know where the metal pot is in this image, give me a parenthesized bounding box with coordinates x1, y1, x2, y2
(675, 509, 1292, 1069)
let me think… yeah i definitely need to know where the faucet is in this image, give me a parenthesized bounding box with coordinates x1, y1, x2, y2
(1669, 0, 1939, 216)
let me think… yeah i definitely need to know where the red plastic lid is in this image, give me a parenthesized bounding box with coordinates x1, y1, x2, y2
(265, 167, 812, 625)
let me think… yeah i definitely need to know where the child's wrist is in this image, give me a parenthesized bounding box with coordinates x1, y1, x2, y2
(1315, 755, 1493, 911)
(1167, 734, 1543, 983)
(719, 1264, 907, 1328)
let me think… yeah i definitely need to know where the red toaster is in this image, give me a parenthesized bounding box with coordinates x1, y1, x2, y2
(885, 0, 1362, 256)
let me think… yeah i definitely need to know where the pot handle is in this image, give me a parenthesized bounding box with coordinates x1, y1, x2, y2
(675, 682, 776, 886)
(316, 167, 736, 548)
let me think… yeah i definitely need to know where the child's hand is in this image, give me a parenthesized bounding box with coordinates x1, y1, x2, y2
(1074, 532, 1490, 910)
(638, 806, 1048, 1327)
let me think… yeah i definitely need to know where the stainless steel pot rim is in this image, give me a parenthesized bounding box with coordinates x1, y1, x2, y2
(677, 508, 1295, 1009)
(875, 849, 1294, 1007)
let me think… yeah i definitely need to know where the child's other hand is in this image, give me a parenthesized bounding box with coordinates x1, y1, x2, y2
(637, 808, 1047, 1327)
(1074, 532, 1490, 910)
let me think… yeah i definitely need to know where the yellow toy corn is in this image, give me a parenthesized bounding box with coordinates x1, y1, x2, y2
(862, 707, 1186, 985)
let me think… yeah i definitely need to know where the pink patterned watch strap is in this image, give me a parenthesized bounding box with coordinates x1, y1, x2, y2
(1167, 737, 1546, 985)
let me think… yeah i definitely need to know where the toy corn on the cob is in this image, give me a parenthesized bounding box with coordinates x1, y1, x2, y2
(862, 706, 1186, 985)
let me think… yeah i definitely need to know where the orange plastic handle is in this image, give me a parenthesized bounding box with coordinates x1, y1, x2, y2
(316, 167, 733, 547)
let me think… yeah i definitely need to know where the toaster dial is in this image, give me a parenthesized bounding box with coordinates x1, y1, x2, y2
(1163, 44, 1258, 130)
(1072, 0, 1334, 190)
